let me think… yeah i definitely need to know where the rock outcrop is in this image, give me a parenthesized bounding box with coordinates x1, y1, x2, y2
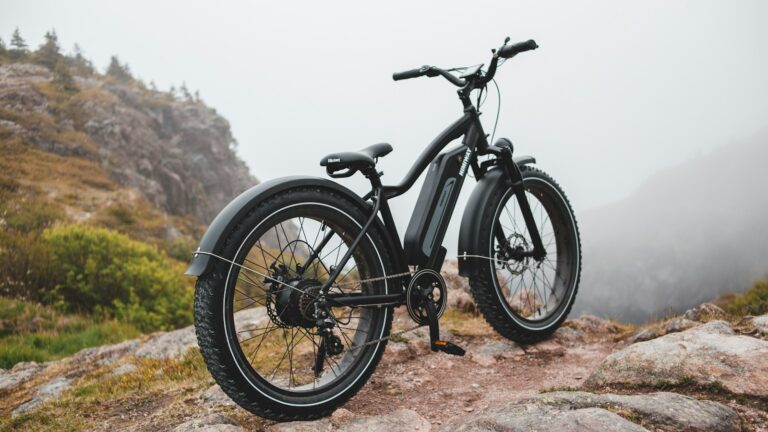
(446, 391, 740, 432)
(0, 63, 257, 225)
(588, 320, 768, 397)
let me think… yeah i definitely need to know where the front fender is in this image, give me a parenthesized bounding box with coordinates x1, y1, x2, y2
(185, 176, 400, 277)
(457, 156, 535, 277)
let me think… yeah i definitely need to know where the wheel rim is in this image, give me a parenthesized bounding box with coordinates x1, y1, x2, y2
(224, 204, 386, 395)
(490, 179, 577, 326)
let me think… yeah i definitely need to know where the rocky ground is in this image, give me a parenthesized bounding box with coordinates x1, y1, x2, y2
(1, 298, 767, 431)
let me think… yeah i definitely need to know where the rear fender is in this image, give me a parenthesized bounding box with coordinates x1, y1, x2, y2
(185, 176, 405, 281)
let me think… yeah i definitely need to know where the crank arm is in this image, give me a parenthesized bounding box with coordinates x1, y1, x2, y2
(424, 290, 465, 356)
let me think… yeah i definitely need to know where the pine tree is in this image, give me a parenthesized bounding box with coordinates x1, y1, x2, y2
(10, 28, 28, 59)
(35, 29, 61, 70)
(53, 58, 77, 92)
(70, 43, 94, 76)
(0, 37, 6, 60)
(179, 81, 192, 100)
(106, 55, 133, 82)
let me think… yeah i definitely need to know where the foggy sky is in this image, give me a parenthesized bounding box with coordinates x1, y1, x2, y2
(3, 0, 768, 257)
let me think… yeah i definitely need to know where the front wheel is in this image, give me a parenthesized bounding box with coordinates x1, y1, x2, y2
(469, 166, 581, 344)
(193, 187, 395, 421)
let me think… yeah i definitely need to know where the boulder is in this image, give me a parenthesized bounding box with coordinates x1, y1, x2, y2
(628, 316, 699, 343)
(588, 320, 768, 396)
(683, 303, 727, 322)
(444, 391, 739, 432)
(751, 314, 768, 335)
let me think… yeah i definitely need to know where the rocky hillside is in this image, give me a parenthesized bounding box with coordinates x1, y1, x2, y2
(574, 133, 768, 322)
(0, 62, 256, 236)
(2, 266, 766, 431)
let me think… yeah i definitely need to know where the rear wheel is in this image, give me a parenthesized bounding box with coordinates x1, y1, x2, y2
(194, 187, 395, 421)
(469, 166, 581, 344)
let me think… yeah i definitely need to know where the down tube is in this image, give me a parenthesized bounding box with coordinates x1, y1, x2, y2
(404, 122, 484, 269)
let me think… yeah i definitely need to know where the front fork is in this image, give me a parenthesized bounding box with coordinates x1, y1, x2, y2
(497, 145, 546, 261)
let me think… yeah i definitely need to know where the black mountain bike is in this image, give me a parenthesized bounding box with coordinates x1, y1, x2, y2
(187, 38, 581, 421)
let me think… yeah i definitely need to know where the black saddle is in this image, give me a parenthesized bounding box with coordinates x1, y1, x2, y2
(320, 143, 393, 178)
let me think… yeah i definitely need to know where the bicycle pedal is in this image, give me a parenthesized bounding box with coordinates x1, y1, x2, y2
(432, 340, 466, 356)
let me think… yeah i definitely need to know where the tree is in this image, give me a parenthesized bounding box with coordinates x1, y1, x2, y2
(179, 81, 192, 100)
(69, 43, 95, 76)
(35, 29, 61, 70)
(106, 55, 133, 82)
(0, 37, 7, 61)
(9, 28, 28, 59)
(53, 58, 77, 92)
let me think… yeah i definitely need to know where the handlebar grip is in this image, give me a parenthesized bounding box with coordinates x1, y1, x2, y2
(393, 67, 426, 81)
(498, 39, 539, 59)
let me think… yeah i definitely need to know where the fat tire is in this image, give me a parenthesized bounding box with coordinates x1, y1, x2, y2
(193, 187, 395, 421)
(468, 166, 582, 344)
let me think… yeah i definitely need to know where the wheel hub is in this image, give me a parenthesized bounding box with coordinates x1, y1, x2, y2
(272, 279, 322, 328)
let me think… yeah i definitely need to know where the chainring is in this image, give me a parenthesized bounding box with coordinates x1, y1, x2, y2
(406, 269, 448, 325)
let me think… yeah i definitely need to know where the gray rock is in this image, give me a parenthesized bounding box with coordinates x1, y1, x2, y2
(72, 339, 141, 366)
(588, 320, 768, 396)
(445, 402, 647, 432)
(470, 339, 524, 366)
(683, 303, 727, 322)
(268, 409, 430, 432)
(338, 409, 430, 432)
(751, 314, 768, 335)
(12, 376, 71, 417)
(112, 363, 138, 376)
(200, 384, 235, 408)
(173, 414, 244, 432)
(628, 316, 699, 343)
(0, 361, 44, 391)
(135, 325, 198, 359)
(445, 391, 739, 432)
(533, 391, 740, 432)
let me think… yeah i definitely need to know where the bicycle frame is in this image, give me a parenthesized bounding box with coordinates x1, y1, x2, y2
(318, 102, 546, 308)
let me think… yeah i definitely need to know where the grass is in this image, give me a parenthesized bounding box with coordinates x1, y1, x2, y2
(0, 297, 141, 369)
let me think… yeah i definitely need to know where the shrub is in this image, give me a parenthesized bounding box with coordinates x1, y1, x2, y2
(725, 279, 768, 317)
(0, 231, 54, 301)
(43, 224, 193, 331)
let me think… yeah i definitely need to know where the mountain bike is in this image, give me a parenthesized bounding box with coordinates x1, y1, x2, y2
(187, 37, 581, 421)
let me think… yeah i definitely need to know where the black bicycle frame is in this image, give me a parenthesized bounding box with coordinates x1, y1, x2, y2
(315, 101, 544, 308)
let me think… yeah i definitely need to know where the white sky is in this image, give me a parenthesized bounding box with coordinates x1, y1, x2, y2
(3, 1, 768, 256)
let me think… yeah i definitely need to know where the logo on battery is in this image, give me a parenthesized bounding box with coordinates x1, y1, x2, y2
(459, 147, 472, 177)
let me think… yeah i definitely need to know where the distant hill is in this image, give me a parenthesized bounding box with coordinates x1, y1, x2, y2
(573, 132, 768, 322)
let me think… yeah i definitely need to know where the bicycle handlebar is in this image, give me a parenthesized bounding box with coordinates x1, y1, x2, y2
(497, 39, 538, 59)
(392, 66, 428, 81)
(392, 38, 538, 88)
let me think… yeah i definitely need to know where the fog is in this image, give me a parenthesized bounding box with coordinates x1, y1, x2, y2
(3, 1, 768, 320)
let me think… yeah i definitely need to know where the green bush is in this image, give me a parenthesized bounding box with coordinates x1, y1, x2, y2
(43, 224, 193, 331)
(725, 279, 768, 317)
(0, 230, 55, 301)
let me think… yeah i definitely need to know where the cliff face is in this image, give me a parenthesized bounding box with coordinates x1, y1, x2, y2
(0, 63, 256, 226)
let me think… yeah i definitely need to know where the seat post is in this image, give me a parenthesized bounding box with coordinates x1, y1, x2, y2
(362, 166, 383, 189)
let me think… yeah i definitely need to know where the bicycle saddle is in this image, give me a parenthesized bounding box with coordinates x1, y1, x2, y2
(320, 143, 392, 177)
